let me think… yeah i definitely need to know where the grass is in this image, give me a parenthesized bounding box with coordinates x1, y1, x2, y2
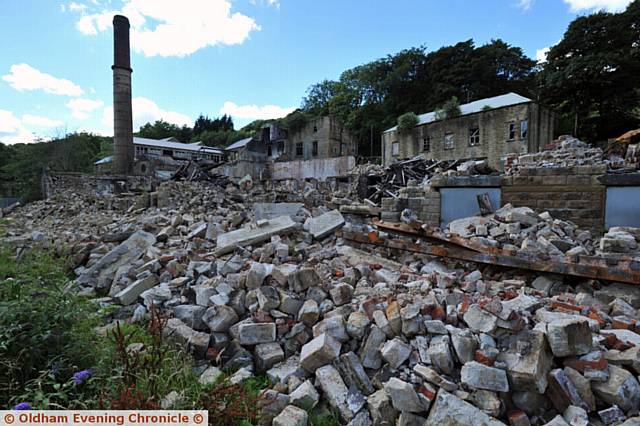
(309, 408, 341, 426)
(0, 242, 272, 424)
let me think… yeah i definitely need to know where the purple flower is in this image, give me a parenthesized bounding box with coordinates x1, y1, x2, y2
(13, 402, 32, 410)
(72, 369, 93, 385)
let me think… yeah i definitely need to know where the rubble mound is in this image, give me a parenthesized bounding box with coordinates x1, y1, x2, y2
(3, 181, 640, 425)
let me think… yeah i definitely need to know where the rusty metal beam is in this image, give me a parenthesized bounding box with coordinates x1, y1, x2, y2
(340, 228, 640, 285)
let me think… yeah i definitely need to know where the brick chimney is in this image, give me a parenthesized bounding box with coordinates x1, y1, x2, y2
(112, 15, 133, 175)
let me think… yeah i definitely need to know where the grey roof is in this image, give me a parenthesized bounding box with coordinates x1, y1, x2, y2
(383, 92, 532, 133)
(133, 137, 223, 154)
(94, 155, 113, 165)
(226, 137, 254, 151)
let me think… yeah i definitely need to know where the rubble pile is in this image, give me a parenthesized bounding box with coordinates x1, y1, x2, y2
(350, 157, 494, 204)
(4, 181, 640, 425)
(447, 204, 640, 260)
(506, 137, 606, 174)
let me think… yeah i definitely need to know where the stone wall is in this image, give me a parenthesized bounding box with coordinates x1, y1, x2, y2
(43, 171, 155, 200)
(381, 189, 440, 226)
(501, 164, 607, 231)
(382, 102, 555, 170)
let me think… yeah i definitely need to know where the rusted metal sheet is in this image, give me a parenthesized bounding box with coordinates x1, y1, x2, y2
(340, 225, 640, 285)
(272, 156, 356, 181)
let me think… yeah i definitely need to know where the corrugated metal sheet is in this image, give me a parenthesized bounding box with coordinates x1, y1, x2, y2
(605, 186, 640, 229)
(440, 187, 502, 228)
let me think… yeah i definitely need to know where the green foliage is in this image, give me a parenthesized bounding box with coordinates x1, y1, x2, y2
(0, 132, 109, 202)
(539, 0, 640, 140)
(309, 408, 341, 426)
(397, 112, 419, 134)
(434, 96, 462, 120)
(481, 105, 493, 111)
(282, 110, 310, 133)
(0, 244, 100, 406)
(137, 120, 192, 141)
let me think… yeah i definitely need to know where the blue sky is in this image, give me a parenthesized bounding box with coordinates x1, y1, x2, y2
(0, 0, 633, 144)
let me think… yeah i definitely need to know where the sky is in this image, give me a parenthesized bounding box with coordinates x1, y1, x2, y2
(0, 0, 634, 144)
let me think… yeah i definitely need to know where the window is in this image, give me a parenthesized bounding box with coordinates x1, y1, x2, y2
(277, 142, 284, 154)
(422, 137, 431, 152)
(295, 142, 303, 157)
(163, 149, 173, 156)
(391, 142, 399, 156)
(267, 144, 272, 157)
(520, 120, 528, 139)
(469, 127, 480, 146)
(313, 125, 318, 133)
(312, 141, 318, 156)
(444, 133, 454, 150)
(508, 122, 516, 141)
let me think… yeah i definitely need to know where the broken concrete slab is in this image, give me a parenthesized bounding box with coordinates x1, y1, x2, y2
(308, 210, 345, 239)
(254, 203, 304, 220)
(215, 215, 298, 255)
(425, 389, 505, 426)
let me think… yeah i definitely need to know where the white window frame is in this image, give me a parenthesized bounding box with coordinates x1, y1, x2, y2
(469, 127, 480, 146)
(391, 141, 399, 156)
(444, 133, 454, 150)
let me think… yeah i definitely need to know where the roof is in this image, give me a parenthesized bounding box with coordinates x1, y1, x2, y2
(616, 129, 640, 144)
(383, 92, 532, 133)
(133, 137, 223, 153)
(94, 155, 113, 165)
(226, 137, 254, 151)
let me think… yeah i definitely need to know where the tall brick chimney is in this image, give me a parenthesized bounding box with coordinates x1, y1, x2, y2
(112, 15, 133, 175)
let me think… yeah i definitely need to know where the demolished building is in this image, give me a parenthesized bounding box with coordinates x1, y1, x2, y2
(220, 116, 357, 181)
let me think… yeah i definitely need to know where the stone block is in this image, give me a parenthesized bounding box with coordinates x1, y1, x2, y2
(299, 333, 341, 372)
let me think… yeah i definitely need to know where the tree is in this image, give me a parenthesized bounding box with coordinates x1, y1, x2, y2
(137, 120, 183, 140)
(539, 1, 640, 140)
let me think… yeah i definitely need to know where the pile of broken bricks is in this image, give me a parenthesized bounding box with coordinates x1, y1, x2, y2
(446, 203, 640, 260)
(4, 181, 640, 426)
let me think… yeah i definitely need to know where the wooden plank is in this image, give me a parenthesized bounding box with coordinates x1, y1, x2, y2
(339, 229, 640, 285)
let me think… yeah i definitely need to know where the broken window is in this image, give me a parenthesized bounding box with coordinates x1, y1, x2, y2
(267, 144, 272, 157)
(469, 127, 480, 146)
(312, 141, 318, 156)
(313, 125, 318, 133)
(296, 142, 303, 157)
(444, 133, 454, 150)
(508, 122, 516, 141)
(277, 142, 284, 154)
(392, 142, 399, 156)
(422, 137, 430, 152)
(521, 120, 528, 139)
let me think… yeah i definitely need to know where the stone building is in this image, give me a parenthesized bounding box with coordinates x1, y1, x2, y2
(381, 93, 555, 170)
(221, 116, 357, 180)
(278, 116, 357, 162)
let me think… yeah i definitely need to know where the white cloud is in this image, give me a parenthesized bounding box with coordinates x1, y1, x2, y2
(563, 0, 632, 12)
(66, 97, 104, 119)
(0, 110, 36, 145)
(2, 63, 83, 96)
(517, 0, 534, 10)
(101, 96, 192, 132)
(68, 1, 88, 12)
(536, 47, 550, 63)
(220, 101, 295, 120)
(22, 114, 64, 128)
(74, 0, 259, 57)
(250, 0, 280, 8)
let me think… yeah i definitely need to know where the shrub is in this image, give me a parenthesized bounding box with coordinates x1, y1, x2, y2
(0, 244, 100, 406)
(397, 112, 419, 134)
(435, 96, 462, 120)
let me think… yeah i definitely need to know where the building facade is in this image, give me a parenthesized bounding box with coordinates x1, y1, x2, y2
(382, 93, 555, 170)
(279, 116, 357, 162)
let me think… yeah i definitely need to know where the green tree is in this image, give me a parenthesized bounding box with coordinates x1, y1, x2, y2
(539, 1, 640, 140)
(397, 112, 419, 134)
